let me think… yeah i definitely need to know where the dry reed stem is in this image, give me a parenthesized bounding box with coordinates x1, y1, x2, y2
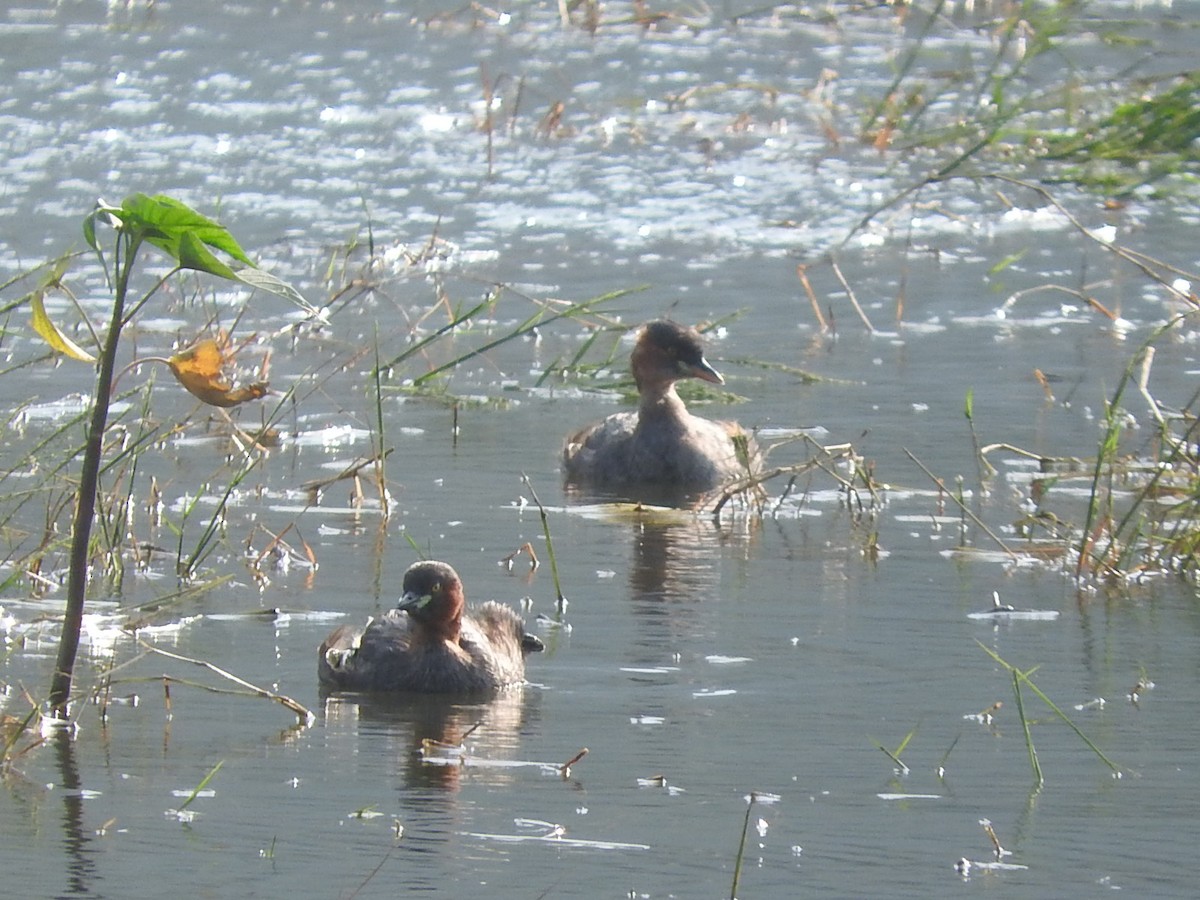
(905, 448, 1017, 559)
(830, 259, 874, 332)
(301, 450, 393, 495)
(139, 641, 313, 725)
(795, 264, 828, 331)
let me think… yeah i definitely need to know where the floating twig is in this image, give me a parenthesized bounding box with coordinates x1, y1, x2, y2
(980, 818, 1009, 859)
(560, 747, 588, 777)
(830, 258, 874, 333)
(501, 541, 540, 572)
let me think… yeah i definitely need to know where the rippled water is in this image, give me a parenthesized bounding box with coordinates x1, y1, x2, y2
(2, 2, 1199, 898)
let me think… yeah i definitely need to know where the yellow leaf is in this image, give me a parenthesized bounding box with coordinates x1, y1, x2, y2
(167, 338, 268, 408)
(30, 291, 95, 362)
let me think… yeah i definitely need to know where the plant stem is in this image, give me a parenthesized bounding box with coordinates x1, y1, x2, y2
(730, 793, 755, 900)
(48, 233, 139, 715)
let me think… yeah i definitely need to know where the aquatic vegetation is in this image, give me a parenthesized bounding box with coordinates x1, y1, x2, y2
(1043, 71, 1200, 195)
(43, 195, 314, 715)
(1074, 323, 1200, 583)
(2, 194, 316, 719)
(978, 642, 1121, 785)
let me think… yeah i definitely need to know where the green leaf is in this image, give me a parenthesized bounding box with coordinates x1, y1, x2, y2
(234, 266, 320, 315)
(120, 193, 253, 267)
(178, 230, 237, 280)
(988, 250, 1026, 275)
(82, 209, 99, 252)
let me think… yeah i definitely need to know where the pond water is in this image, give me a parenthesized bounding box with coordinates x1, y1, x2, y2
(2, 1, 1199, 897)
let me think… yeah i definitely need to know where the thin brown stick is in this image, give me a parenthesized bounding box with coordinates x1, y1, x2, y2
(796, 264, 828, 331)
(984, 175, 1198, 304)
(904, 448, 1017, 559)
(301, 449, 393, 494)
(830, 259, 874, 332)
(560, 747, 589, 775)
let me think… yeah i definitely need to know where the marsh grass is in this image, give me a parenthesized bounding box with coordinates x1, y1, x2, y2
(520, 474, 567, 608)
(729, 792, 756, 900)
(876, 725, 918, 776)
(1043, 71, 1200, 195)
(971, 309, 1200, 585)
(1, 702, 44, 773)
(978, 642, 1120, 780)
(0, 198, 712, 743)
(708, 434, 882, 525)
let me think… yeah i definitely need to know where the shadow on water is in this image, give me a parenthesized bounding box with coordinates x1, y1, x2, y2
(53, 731, 98, 898)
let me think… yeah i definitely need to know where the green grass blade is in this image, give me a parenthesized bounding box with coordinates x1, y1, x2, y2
(977, 641, 1121, 774)
(178, 759, 224, 811)
(1013, 670, 1043, 787)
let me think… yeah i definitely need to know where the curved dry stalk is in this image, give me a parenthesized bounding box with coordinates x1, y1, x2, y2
(707, 436, 873, 518)
(138, 641, 313, 726)
(983, 175, 1199, 304)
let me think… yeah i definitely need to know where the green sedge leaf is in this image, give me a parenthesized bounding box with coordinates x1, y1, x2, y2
(82, 209, 99, 252)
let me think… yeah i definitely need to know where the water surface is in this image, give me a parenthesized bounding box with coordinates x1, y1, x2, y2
(2, 2, 1199, 898)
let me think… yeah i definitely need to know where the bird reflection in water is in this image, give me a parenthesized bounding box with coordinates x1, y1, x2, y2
(322, 689, 539, 792)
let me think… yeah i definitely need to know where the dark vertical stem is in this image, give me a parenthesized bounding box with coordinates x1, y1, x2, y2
(48, 234, 137, 716)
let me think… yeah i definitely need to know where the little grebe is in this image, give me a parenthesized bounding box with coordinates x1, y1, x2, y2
(562, 320, 758, 491)
(318, 560, 543, 693)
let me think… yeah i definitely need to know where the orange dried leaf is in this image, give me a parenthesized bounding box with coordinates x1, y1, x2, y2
(167, 339, 268, 408)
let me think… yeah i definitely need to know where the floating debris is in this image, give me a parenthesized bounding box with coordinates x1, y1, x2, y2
(171, 788, 215, 800)
(535, 613, 571, 633)
(745, 791, 782, 805)
(463, 817, 649, 851)
(963, 701, 1003, 726)
(967, 591, 1060, 621)
(629, 715, 665, 725)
